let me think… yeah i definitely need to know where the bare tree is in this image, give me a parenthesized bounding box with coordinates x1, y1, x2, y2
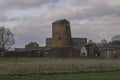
(0, 27, 15, 56)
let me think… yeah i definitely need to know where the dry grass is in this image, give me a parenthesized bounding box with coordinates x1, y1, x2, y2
(0, 58, 120, 75)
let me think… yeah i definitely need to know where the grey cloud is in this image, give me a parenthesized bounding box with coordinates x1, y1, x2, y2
(8, 17, 21, 21)
(0, 15, 8, 22)
(11, 17, 52, 47)
(1, 0, 120, 47)
(39, 0, 120, 22)
(71, 1, 120, 21)
(0, 0, 59, 10)
(71, 20, 120, 42)
(70, 0, 89, 6)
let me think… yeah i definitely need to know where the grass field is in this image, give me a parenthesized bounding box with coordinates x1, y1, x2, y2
(0, 58, 120, 75)
(0, 71, 120, 80)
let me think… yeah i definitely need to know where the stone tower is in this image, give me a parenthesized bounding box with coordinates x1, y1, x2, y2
(51, 19, 72, 47)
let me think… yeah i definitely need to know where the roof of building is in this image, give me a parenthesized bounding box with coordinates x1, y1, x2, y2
(13, 47, 52, 52)
(52, 19, 70, 25)
(99, 44, 120, 50)
(8, 47, 79, 53)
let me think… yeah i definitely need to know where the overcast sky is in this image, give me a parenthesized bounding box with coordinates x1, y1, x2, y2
(0, 0, 120, 48)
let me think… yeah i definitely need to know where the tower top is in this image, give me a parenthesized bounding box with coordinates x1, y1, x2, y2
(52, 19, 70, 25)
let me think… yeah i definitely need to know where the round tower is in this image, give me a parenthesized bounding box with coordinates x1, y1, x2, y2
(52, 19, 72, 47)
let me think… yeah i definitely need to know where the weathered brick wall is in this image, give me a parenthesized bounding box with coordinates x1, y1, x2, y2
(46, 38, 52, 47)
(4, 47, 80, 58)
(51, 19, 72, 47)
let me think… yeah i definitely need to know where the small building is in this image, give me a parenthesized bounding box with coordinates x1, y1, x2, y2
(99, 45, 120, 58)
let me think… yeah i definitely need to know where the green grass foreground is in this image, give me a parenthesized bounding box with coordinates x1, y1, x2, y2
(0, 71, 120, 80)
(0, 58, 120, 75)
